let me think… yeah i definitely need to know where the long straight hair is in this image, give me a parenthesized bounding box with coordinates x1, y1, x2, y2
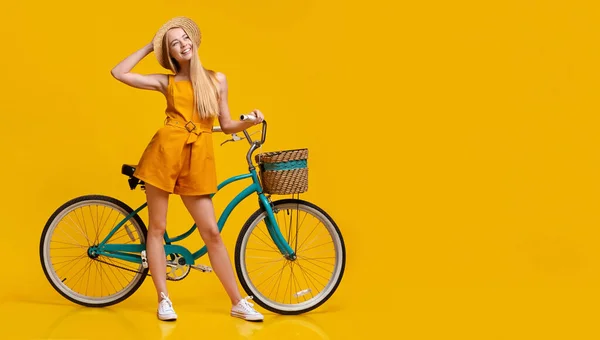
(165, 34, 220, 119)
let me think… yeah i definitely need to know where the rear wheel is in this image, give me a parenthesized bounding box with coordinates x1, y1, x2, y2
(235, 199, 346, 315)
(39, 195, 148, 307)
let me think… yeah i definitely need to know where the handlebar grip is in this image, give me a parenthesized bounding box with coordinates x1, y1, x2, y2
(240, 114, 257, 121)
(239, 113, 266, 146)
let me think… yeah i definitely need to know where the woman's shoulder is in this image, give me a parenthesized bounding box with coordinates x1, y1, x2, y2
(206, 70, 228, 93)
(206, 69, 227, 83)
(215, 71, 226, 81)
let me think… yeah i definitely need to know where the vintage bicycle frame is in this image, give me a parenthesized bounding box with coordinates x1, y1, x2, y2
(88, 121, 296, 266)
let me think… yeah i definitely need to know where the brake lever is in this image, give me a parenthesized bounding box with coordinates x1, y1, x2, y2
(220, 131, 259, 146)
(220, 133, 241, 146)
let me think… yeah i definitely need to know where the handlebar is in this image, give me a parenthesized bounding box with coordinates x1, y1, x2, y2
(240, 114, 255, 121)
(211, 113, 268, 170)
(212, 114, 267, 145)
(240, 114, 267, 145)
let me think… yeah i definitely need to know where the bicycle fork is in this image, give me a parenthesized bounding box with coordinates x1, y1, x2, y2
(258, 194, 297, 260)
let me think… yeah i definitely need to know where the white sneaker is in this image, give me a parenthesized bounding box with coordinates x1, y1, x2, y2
(157, 292, 177, 321)
(231, 296, 264, 321)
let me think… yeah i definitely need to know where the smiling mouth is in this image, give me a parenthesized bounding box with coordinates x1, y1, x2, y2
(182, 48, 191, 55)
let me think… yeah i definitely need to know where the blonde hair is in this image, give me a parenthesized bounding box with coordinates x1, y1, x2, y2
(164, 32, 220, 119)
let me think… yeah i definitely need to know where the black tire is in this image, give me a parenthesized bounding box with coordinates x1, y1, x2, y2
(39, 195, 149, 307)
(235, 199, 346, 315)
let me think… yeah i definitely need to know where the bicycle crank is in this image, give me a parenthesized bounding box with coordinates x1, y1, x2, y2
(190, 263, 213, 273)
(166, 254, 191, 281)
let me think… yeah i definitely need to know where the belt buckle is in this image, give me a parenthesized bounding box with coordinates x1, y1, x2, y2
(185, 121, 196, 132)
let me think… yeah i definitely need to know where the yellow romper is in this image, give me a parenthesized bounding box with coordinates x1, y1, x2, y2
(133, 75, 217, 196)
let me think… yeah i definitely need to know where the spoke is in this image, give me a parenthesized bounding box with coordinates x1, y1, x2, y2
(255, 263, 287, 289)
(263, 261, 281, 301)
(100, 259, 124, 291)
(290, 263, 311, 301)
(51, 255, 86, 258)
(290, 208, 296, 243)
(51, 254, 87, 272)
(286, 209, 293, 245)
(249, 258, 286, 266)
(300, 241, 333, 253)
(93, 261, 102, 296)
(298, 226, 328, 253)
(296, 260, 330, 285)
(98, 205, 108, 234)
(99, 262, 118, 295)
(254, 224, 281, 251)
(296, 260, 319, 297)
(288, 263, 297, 304)
(53, 253, 87, 273)
(70, 208, 88, 244)
(257, 262, 288, 302)
(291, 205, 308, 253)
(287, 209, 309, 248)
(52, 256, 86, 267)
(107, 228, 140, 243)
(70, 260, 94, 294)
(51, 246, 87, 250)
(90, 205, 98, 243)
(282, 263, 291, 303)
(85, 257, 92, 296)
(296, 220, 323, 252)
(297, 255, 336, 266)
(62, 215, 92, 246)
(98, 211, 123, 244)
(51, 240, 88, 248)
(96, 207, 121, 243)
(58, 223, 89, 249)
(273, 261, 288, 301)
(75, 207, 92, 247)
(290, 263, 298, 303)
(247, 255, 280, 260)
(95, 205, 111, 243)
(102, 258, 125, 287)
(67, 258, 94, 291)
(246, 248, 280, 253)
(250, 227, 280, 253)
(248, 258, 285, 274)
(104, 256, 140, 272)
(95, 261, 112, 296)
(100, 205, 113, 234)
(296, 256, 335, 273)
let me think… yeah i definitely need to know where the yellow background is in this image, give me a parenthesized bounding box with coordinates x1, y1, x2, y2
(1, 0, 600, 339)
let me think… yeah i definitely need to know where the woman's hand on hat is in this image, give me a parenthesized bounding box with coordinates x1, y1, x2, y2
(141, 41, 153, 54)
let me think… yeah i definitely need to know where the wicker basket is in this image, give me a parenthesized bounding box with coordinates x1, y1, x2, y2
(255, 148, 308, 195)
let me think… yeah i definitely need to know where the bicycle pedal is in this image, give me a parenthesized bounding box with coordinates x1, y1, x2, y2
(141, 250, 148, 268)
(190, 264, 212, 272)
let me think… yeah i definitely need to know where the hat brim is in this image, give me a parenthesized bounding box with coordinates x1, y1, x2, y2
(153, 16, 201, 71)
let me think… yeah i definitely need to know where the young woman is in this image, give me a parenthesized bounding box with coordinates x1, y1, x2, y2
(111, 16, 264, 322)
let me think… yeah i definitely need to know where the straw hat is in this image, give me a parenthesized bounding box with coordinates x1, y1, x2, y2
(152, 16, 201, 71)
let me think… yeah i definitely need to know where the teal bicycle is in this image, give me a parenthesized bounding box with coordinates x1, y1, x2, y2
(39, 118, 346, 315)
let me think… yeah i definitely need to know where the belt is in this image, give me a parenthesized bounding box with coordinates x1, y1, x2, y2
(164, 117, 212, 144)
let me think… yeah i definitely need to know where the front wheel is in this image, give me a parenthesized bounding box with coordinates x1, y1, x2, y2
(235, 199, 346, 315)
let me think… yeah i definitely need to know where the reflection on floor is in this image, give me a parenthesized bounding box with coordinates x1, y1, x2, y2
(0, 293, 358, 339)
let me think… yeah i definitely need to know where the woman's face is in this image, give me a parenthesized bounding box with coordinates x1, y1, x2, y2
(166, 27, 193, 64)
